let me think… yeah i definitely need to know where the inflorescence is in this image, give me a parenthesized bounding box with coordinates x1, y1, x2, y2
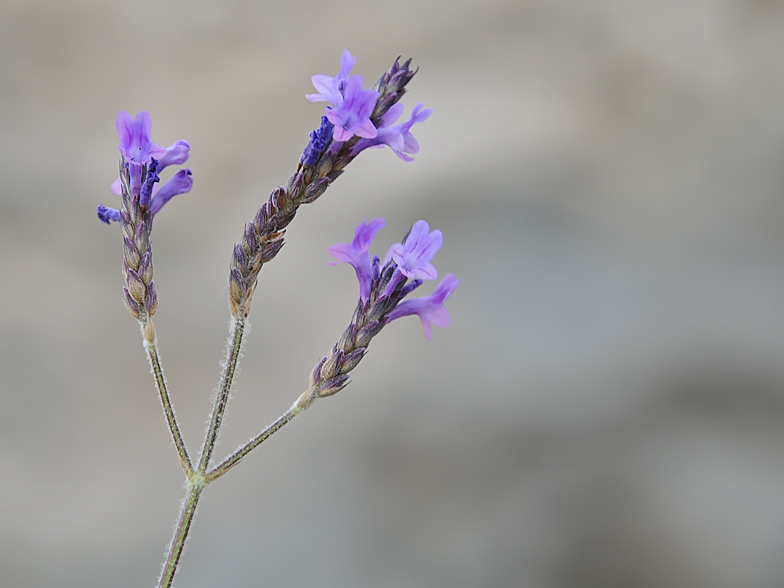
(97, 49, 456, 339)
(96, 49, 460, 588)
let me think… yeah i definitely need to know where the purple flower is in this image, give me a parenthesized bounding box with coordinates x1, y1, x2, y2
(98, 111, 193, 224)
(306, 50, 356, 105)
(387, 273, 461, 340)
(352, 102, 432, 161)
(110, 111, 191, 196)
(306, 50, 379, 142)
(328, 217, 386, 303)
(115, 111, 165, 167)
(387, 220, 443, 281)
(324, 75, 378, 142)
(148, 169, 193, 216)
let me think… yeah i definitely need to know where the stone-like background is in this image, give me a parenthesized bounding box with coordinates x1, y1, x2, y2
(3, 1, 784, 586)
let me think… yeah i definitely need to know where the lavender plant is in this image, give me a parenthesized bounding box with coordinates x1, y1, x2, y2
(96, 50, 459, 588)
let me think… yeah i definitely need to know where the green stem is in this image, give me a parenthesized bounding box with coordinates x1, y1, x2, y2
(206, 401, 304, 482)
(145, 335, 194, 477)
(157, 479, 204, 588)
(198, 317, 245, 473)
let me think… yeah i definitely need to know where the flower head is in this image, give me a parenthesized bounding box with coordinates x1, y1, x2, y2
(328, 217, 386, 302)
(98, 111, 192, 224)
(387, 273, 461, 340)
(310, 217, 458, 408)
(329, 218, 458, 340)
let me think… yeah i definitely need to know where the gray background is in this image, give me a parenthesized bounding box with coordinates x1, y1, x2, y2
(3, 0, 784, 587)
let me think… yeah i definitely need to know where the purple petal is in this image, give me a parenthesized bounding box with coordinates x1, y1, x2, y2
(354, 217, 385, 250)
(110, 176, 122, 196)
(133, 111, 153, 149)
(148, 169, 193, 215)
(401, 133, 420, 156)
(327, 242, 360, 265)
(329, 118, 355, 142)
(337, 50, 356, 83)
(306, 74, 343, 105)
(351, 118, 379, 139)
(404, 103, 433, 130)
(380, 103, 405, 128)
(115, 111, 135, 151)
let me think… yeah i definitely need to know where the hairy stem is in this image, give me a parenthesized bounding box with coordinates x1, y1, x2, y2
(144, 325, 194, 477)
(157, 478, 204, 588)
(198, 317, 246, 473)
(206, 399, 306, 482)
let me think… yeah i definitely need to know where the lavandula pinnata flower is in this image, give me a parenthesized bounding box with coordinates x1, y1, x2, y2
(387, 273, 461, 340)
(351, 102, 432, 161)
(228, 51, 423, 319)
(327, 216, 386, 303)
(298, 218, 459, 408)
(306, 49, 356, 105)
(305, 49, 378, 141)
(97, 111, 193, 324)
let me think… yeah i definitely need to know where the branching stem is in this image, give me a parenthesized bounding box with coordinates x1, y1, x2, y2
(206, 400, 306, 482)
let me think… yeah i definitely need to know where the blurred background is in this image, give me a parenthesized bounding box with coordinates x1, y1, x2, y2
(3, 0, 784, 586)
